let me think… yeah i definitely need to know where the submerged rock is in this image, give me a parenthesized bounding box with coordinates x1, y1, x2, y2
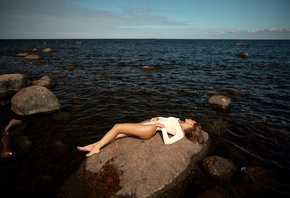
(202, 156, 236, 182)
(60, 131, 210, 198)
(11, 85, 61, 115)
(0, 74, 29, 99)
(31, 76, 54, 89)
(237, 53, 250, 58)
(142, 66, 162, 72)
(235, 43, 247, 46)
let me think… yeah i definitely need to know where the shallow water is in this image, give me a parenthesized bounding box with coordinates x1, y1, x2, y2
(0, 39, 290, 197)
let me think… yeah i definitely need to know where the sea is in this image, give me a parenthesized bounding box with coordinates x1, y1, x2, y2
(0, 39, 289, 197)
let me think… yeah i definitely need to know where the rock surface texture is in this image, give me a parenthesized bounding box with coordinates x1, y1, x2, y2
(11, 85, 60, 115)
(0, 74, 29, 99)
(60, 131, 210, 198)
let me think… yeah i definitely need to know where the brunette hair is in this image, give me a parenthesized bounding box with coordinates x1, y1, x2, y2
(184, 123, 205, 144)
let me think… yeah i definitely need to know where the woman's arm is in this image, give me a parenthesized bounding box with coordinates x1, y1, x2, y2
(161, 128, 183, 145)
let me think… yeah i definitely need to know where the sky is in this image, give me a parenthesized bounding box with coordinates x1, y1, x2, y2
(0, 0, 289, 39)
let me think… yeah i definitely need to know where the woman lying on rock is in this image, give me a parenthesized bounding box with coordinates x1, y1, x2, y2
(77, 117, 204, 157)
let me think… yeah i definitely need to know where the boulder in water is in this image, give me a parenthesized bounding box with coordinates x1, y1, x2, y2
(11, 85, 61, 115)
(208, 95, 232, 110)
(60, 131, 210, 197)
(0, 74, 29, 99)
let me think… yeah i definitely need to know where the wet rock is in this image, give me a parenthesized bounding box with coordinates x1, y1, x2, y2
(13, 53, 29, 57)
(235, 43, 247, 46)
(60, 131, 210, 198)
(4, 119, 26, 136)
(11, 85, 61, 115)
(42, 48, 52, 53)
(237, 53, 250, 58)
(76, 42, 82, 44)
(202, 156, 236, 182)
(0, 74, 29, 99)
(208, 95, 232, 110)
(31, 76, 54, 89)
(31, 48, 37, 52)
(1, 136, 17, 158)
(142, 66, 162, 72)
(25, 54, 44, 60)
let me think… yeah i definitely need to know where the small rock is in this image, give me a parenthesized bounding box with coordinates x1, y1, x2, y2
(65, 64, 76, 70)
(237, 53, 250, 58)
(76, 42, 82, 44)
(11, 85, 61, 115)
(31, 48, 37, 52)
(25, 54, 44, 60)
(4, 119, 26, 135)
(208, 95, 232, 110)
(0, 74, 29, 99)
(202, 156, 236, 182)
(31, 76, 54, 89)
(13, 53, 29, 57)
(142, 66, 162, 72)
(1, 136, 17, 158)
(42, 48, 52, 53)
(235, 43, 247, 46)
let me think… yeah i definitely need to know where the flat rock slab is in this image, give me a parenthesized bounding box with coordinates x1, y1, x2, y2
(60, 131, 209, 198)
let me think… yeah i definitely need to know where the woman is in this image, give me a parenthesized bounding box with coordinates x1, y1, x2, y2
(77, 117, 204, 157)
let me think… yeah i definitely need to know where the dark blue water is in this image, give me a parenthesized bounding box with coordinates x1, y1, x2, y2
(0, 39, 290, 197)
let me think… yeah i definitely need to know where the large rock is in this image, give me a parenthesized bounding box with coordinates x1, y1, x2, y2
(60, 131, 210, 198)
(208, 95, 232, 110)
(0, 74, 29, 99)
(11, 85, 61, 115)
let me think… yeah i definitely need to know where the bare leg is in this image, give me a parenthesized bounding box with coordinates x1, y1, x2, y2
(77, 133, 127, 152)
(83, 123, 156, 157)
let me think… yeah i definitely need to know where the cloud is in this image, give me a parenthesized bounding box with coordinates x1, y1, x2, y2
(208, 28, 290, 39)
(0, 0, 188, 38)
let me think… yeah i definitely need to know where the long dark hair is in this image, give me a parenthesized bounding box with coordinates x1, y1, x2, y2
(184, 123, 205, 144)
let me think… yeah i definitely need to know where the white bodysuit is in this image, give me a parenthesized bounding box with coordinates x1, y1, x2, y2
(142, 117, 184, 145)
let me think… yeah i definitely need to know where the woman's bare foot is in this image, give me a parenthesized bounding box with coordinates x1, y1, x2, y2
(77, 141, 99, 152)
(86, 147, 100, 157)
